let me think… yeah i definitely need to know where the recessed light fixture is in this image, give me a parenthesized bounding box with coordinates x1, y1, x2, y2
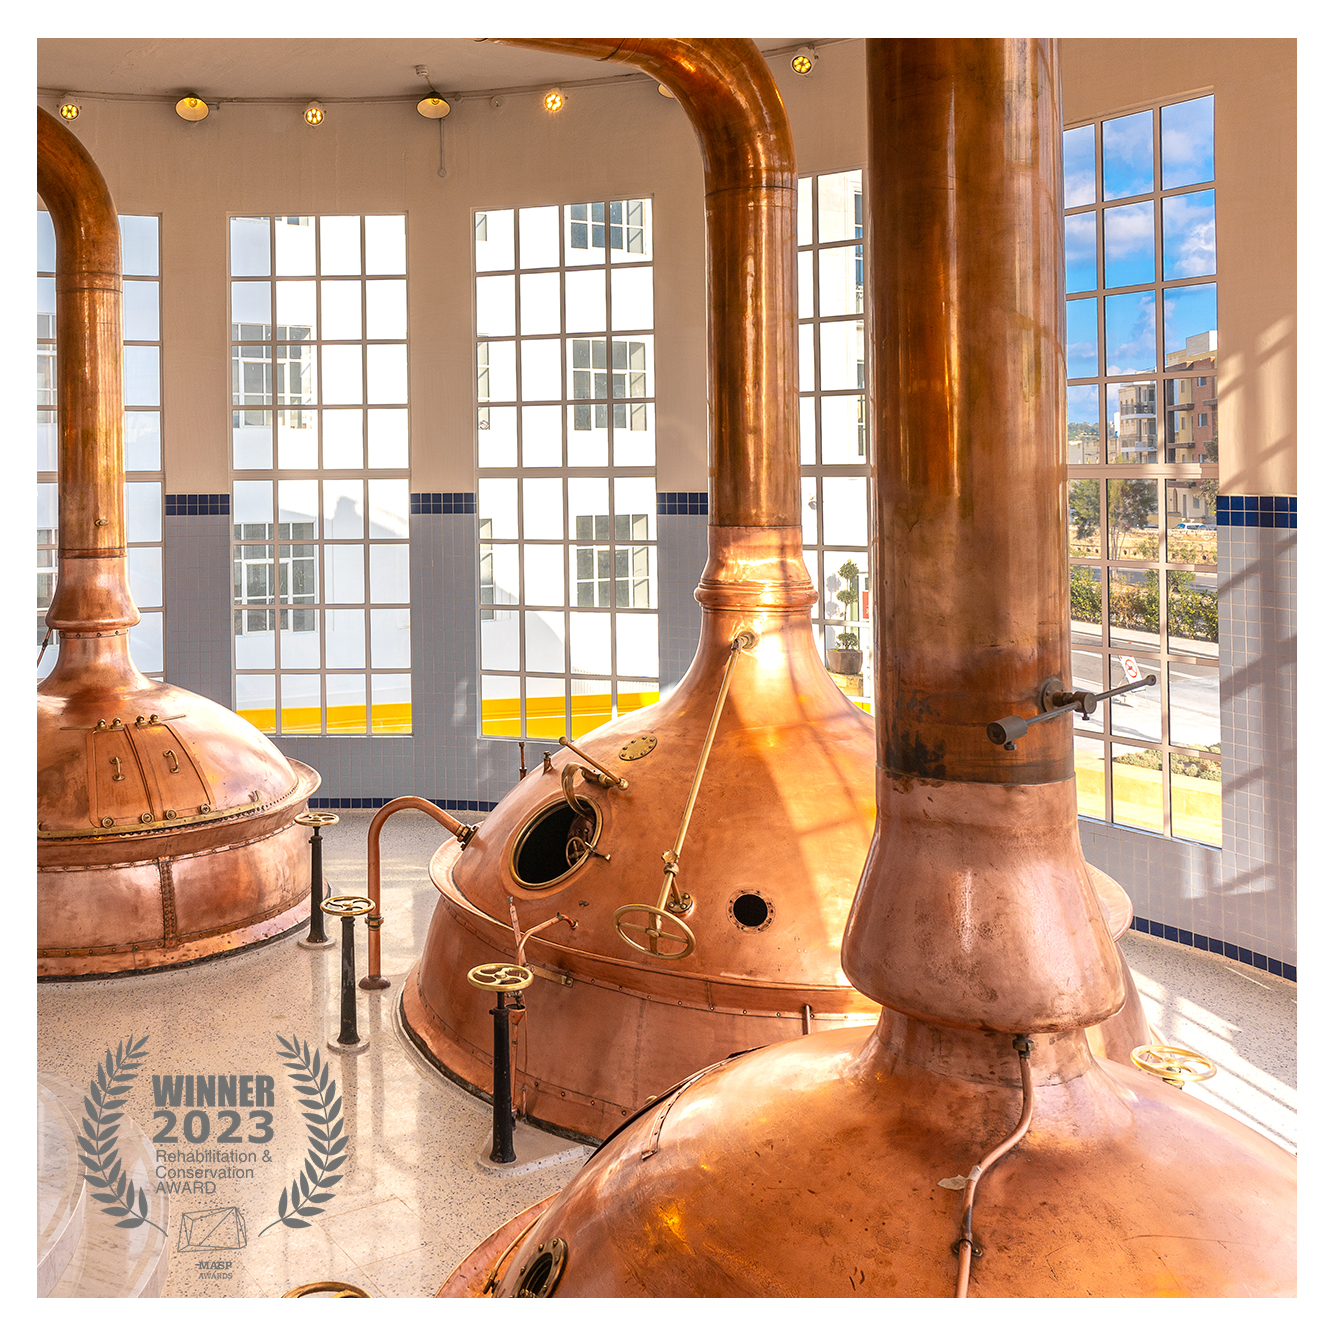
(175, 95, 210, 122)
(543, 88, 565, 113)
(791, 46, 817, 76)
(304, 101, 325, 126)
(657, 83, 675, 99)
(58, 94, 80, 121)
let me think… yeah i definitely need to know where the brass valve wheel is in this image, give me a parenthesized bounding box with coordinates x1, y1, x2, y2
(613, 903, 697, 960)
(468, 962, 535, 993)
(295, 811, 340, 827)
(319, 894, 374, 918)
(1130, 1044, 1217, 1089)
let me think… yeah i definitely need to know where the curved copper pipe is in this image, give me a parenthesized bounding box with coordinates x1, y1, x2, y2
(362, 797, 475, 987)
(37, 107, 138, 640)
(497, 39, 797, 531)
(842, 40, 1124, 1032)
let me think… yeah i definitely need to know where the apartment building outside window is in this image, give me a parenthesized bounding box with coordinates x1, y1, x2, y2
(474, 199, 658, 742)
(38, 211, 165, 682)
(229, 214, 411, 735)
(1063, 95, 1221, 844)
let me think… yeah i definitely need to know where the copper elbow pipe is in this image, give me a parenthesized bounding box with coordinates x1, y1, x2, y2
(37, 107, 138, 636)
(362, 797, 475, 987)
(496, 39, 798, 531)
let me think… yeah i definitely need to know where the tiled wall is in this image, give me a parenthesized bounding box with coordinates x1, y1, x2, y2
(1079, 496, 1297, 976)
(162, 494, 710, 812)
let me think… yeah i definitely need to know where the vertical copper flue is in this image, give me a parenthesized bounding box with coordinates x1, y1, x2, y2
(37, 107, 320, 976)
(841, 38, 1125, 1033)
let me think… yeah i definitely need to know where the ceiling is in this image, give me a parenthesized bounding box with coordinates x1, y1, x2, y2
(36, 38, 819, 102)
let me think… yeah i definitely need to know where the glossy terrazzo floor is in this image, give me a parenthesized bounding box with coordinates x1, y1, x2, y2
(36, 810, 1298, 1299)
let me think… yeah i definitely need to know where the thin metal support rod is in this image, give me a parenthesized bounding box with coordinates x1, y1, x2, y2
(656, 631, 756, 913)
(490, 993, 518, 1163)
(337, 915, 360, 1047)
(306, 826, 329, 945)
(556, 736, 629, 789)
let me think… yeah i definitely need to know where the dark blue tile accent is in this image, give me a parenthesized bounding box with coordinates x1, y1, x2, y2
(1246, 512, 1258, 527)
(411, 492, 476, 515)
(309, 795, 498, 813)
(1130, 921, 1292, 981)
(1215, 495, 1297, 529)
(1244, 495, 1259, 511)
(657, 491, 709, 516)
(166, 493, 230, 516)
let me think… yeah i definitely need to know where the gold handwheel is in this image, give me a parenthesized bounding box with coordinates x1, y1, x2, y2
(468, 962, 535, 992)
(1131, 1044, 1217, 1088)
(282, 1280, 370, 1297)
(319, 894, 374, 918)
(295, 811, 340, 827)
(613, 903, 696, 960)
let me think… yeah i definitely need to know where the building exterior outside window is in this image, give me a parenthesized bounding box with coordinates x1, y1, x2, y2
(228, 214, 411, 735)
(1063, 95, 1221, 844)
(38, 211, 165, 682)
(798, 170, 872, 708)
(474, 200, 658, 741)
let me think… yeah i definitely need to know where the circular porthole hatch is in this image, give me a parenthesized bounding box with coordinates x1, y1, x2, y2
(728, 891, 773, 931)
(510, 798, 603, 891)
(512, 1238, 567, 1297)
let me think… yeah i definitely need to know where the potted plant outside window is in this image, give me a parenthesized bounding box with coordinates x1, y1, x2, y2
(827, 560, 864, 676)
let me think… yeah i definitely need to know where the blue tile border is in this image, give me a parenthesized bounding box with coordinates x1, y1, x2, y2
(1215, 494, 1296, 528)
(308, 796, 498, 813)
(411, 492, 476, 515)
(1130, 917, 1295, 981)
(657, 491, 709, 516)
(166, 493, 230, 516)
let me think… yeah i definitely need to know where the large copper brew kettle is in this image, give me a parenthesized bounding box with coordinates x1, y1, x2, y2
(37, 108, 318, 977)
(403, 38, 1156, 1142)
(441, 39, 1294, 1297)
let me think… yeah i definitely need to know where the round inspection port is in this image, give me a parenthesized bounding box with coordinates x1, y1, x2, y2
(728, 892, 773, 931)
(510, 1238, 567, 1297)
(510, 798, 603, 892)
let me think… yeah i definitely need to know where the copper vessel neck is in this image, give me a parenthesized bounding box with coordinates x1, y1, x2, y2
(37, 107, 139, 644)
(498, 39, 799, 533)
(844, 40, 1124, 1031)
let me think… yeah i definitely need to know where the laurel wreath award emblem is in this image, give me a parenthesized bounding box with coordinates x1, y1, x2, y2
(259, 1035, 347, 1234)
(77, 1034, 166, 1235)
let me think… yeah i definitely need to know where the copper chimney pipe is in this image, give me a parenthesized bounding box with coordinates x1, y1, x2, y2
(37, 108, 319, 976)
(840, 36, 1125, 1034)
(439, 40, 1293, 1300)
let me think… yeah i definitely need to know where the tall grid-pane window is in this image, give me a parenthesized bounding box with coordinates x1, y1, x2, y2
(475, 201, 658, 741)
(38, 211, 165, 682)
(229, 215, 411, 736)
(798, 170, 872, 709)
(1064, 96, 1220, 845)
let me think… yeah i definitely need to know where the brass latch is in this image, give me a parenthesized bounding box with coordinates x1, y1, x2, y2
(109, 755, 125, 782)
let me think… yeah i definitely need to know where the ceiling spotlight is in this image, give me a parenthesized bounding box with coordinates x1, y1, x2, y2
(417, 94, 451, 119)
(58, 94, 80, 121)
(657, 83, 675, 99)
(791, 47, 817, 76)
(304, 101, 325, 126)
(543, 88, 565, 113)
(175, 95, 210, 122)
